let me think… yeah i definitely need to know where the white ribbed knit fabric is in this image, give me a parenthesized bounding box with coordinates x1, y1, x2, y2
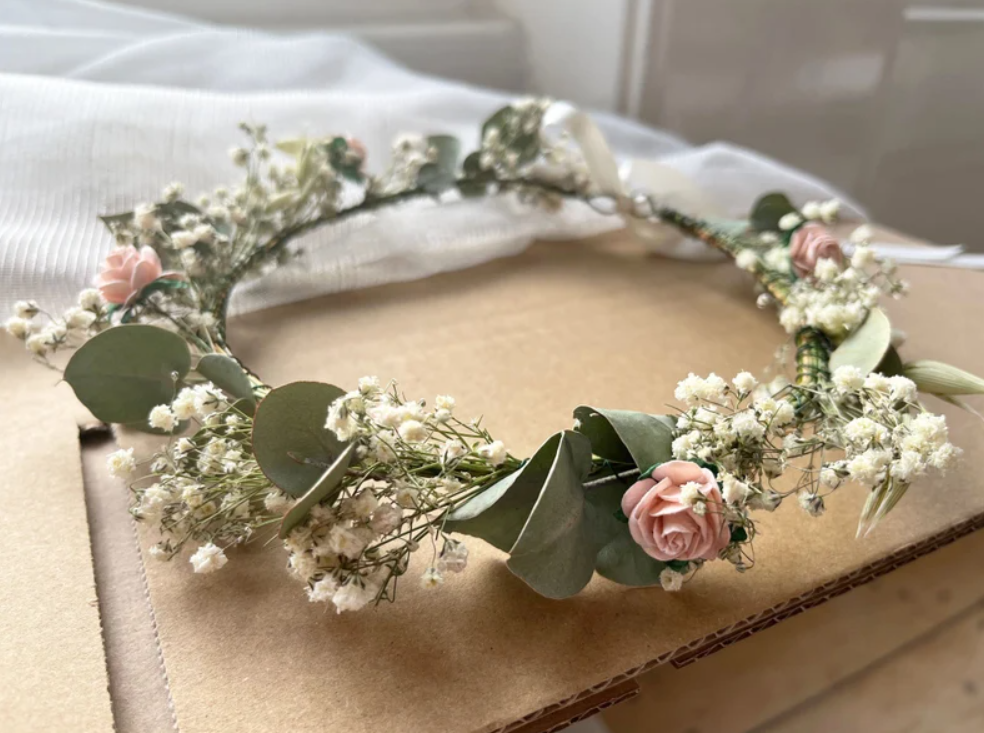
(0, 0, 865, 316)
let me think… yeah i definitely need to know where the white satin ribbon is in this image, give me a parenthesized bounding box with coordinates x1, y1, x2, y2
(548, 104, 725, 261)
(866, 242, 984, 270)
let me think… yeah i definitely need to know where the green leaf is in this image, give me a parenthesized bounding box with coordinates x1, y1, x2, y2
(903, 359, 984, 396)
(252, 381, 347, 496)
(750, 192, 797, 232)
(279, 443, 357, 539)
(448, 431, 613, 598)
(573, 406, 674, 470)
(586, 477, 666, 587)
(462, 151, 483, 178)
(446, 433, 572, 552)
(480, 105, 540, 166)
(196, 354, 256, 406)
(877, 346, 904, 378)
(417, 135, 460, 194)
(64, 325, 191, 425)
(504, 432, 612, 598)
(829, 307, 892, 375)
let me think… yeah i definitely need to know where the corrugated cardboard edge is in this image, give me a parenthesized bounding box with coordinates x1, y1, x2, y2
(495, 515, 984, 733)
(507, 680, 640, 733)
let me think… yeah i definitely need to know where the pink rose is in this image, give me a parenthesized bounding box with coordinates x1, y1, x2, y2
(789, 223, 843, 278)
(94, 245, 181, 305)
(621, 460, 730, 562)
(346, 137, 367, 169)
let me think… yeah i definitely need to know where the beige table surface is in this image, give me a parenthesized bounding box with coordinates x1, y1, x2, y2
(3, 229, 983, 733)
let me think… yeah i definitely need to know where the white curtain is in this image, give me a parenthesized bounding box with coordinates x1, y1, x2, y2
(0, 0, 864, 315)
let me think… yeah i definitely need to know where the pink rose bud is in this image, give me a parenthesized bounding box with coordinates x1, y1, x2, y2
(789, 223, 843, 279)
(621, 460, 730, 562)
(94, 245, 181, 305)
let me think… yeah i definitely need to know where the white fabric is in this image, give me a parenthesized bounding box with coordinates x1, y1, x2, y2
(0, 0, 868, 316)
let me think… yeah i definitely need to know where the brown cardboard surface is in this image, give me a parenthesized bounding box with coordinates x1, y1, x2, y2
(111, 231, 984, 733)
(0, 338, 114, 731)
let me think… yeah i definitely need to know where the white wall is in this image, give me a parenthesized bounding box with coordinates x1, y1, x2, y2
(494, 0, 631, 111)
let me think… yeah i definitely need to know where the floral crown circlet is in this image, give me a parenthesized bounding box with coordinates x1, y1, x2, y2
(7, 98, 982, 612)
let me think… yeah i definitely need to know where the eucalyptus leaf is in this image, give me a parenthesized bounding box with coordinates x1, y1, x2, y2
(573, 406, 674, 470)
(252, 381, 347, 496)
(750, 192, 797, 232)
(876, 346, 904, 378)
(64, 324, 191, 425)
(903, 359, 984, 396)
(279, 443, 357, 538)
(829, 307, 892, 375)
(196, 354, 256, 405)
(446, 433, 569, 552)
(505, 432, 612, 599)
(586, 477, 666, 586)
(417, 135, 460, 194)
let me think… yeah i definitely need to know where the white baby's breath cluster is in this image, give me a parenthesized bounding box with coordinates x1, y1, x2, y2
(817, 366, 960, 533)
(128, 384, 287, 571)
(671, 371, 801, 569)
(281, 377, 519, 613)
(669, 362, 960, 567)
(777, 227, 908, 338)
(5, 292, 108, 363)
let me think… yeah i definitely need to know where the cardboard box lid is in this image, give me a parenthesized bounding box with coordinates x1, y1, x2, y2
(5, 230, 983, 733)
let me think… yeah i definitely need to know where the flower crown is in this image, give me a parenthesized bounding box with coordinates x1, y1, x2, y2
(7, 99, 983, 612)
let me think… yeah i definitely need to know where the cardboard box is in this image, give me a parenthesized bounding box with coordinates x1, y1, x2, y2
(3, 230, 982, 732)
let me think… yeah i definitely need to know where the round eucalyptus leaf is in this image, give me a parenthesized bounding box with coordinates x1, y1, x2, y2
(64, 324, 191, 425)
(252, 381, 347, 496)
(196, 354, 256, 405)
(279, 443, 357, 538)
(829, 307, 891, 375)
(750, 192, 797, 232)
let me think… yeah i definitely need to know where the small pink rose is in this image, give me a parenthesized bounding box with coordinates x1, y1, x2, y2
(346, 137, 367, 169)
(621, 460, 730, 562)
(94, 245, 181, 305)
(789, 223, 843, 278)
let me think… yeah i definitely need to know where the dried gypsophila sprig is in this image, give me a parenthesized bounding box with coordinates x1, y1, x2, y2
(283, 377, 520, 613)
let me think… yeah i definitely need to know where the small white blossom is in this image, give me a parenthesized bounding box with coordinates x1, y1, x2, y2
(328, 525, 370, 559)
(229, 147, 249, 166)
(778, 212, 803, 231)
(732, 411, 765, 441)
(421, 566, 445, 589)
(332, 580, 377, 613)
(659, 568, 685, 592)
(819, 199, 840, 223)
(398, 419, 428, 443)
(170, 230, 198, 249)
(435, 394, 456, 412)
(25, 334, 48, 356)
(189, 543, 227, 574)
(798, 492, 825, 517)
(846, 448, 892, 485)
(357, 375, 380, 394)
(720, 473, 751, 505)
(172, 387, 198, 420)
(133, 203, 159, 231)
(850, 224, 874, 245)
(820, 467, 841, 488)
(370, 504, 403, 535)
(148, 404, 177, 432)
(264, 492, 292, 514)
(441, 439, 467, 464)
(438, 540, 469, 573)
(307, 575, 339, 603)
(78, 289, 102, 310)
(851, 246, 876, 270)
(801, 200, 822, 220)
(733, 371, 757, 393)
(477, 440, 508, 466)
(814, 257, 840, 282)
(735, 249, 758, 272)
(4, 316, 30, 339)
(107, 448, 136, 478)
(14, 300, 39, 319)
(832, 365, 865, 393)
(678, 481, 703, 508)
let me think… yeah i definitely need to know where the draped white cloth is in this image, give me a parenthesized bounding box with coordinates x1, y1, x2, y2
(0, 0, 867, 316)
